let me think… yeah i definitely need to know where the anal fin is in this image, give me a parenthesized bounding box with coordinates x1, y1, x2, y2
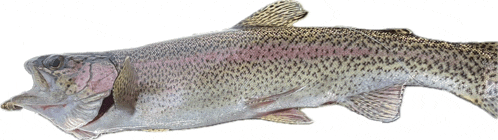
(340, 85, 405, 123)
(260, 108, 312, 124)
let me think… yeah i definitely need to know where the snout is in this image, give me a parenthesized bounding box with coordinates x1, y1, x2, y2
(24, 55, 48, 74)
(4, 56, 49, 111)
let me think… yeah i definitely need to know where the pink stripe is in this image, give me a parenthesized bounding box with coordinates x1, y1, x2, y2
(132, 43, 460, 70)
(133, 44, 385, 69)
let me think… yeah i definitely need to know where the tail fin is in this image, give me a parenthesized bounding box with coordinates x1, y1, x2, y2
(483, 80, 498, 118)
(475, 42, 498, 118)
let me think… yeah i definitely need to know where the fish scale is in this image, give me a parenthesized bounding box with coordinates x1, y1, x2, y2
(106, 24, 496, 126)
(1, 0, 497, 139)
(98, 27, 407, 127)
(97, 26, 496, 129)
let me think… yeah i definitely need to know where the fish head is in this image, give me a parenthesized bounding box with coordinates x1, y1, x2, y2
(1, 54, 118, 131)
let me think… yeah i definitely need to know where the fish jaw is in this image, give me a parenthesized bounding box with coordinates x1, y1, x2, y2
(9, 91, 107, 126)
(2, 53, 118, 137)
(3, 92, 108, 140)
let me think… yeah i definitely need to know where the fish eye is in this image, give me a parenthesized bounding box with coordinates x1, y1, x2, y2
(44, 55, 64, 69)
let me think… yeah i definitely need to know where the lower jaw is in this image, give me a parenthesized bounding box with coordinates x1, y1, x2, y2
(1, 101, 23, 111)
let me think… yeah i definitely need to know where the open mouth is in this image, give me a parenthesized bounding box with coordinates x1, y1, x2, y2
(1, 93, 114, 140)
(6, 55, 120, 139)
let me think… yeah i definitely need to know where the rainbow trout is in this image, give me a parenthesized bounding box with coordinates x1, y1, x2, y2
(2, 0, 497, 139)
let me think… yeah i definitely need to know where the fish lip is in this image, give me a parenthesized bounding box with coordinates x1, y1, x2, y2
(1, 100, 23, 111)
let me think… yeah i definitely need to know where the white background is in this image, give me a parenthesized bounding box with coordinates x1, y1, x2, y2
(0, 0, 497, 140)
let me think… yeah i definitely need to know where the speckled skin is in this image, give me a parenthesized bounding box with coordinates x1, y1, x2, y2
(76, 27, 498, 134)
(3, 1, 498, 139)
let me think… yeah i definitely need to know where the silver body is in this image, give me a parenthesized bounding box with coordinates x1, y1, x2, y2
(1, 1, 497, 140)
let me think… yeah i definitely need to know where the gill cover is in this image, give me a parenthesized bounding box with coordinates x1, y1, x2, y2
(2, 54, 117, 131)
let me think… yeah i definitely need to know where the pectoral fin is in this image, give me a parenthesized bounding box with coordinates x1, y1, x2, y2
(233, 0, 308, 28)
(260, 108, 313, 124)
(339, 85, 405, 123)
(112, 57, 139, 114)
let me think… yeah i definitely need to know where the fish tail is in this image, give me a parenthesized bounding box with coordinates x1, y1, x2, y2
(474, 42, 498, 118)
(483, 81, 498, 118)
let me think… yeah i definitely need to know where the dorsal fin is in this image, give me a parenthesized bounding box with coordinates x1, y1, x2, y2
(232, 0, 308, 28)
(112, 57, 138, 114)
(383, 28, 414, 35)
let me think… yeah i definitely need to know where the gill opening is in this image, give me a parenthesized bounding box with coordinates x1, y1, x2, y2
(85, 91, 114, 126)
